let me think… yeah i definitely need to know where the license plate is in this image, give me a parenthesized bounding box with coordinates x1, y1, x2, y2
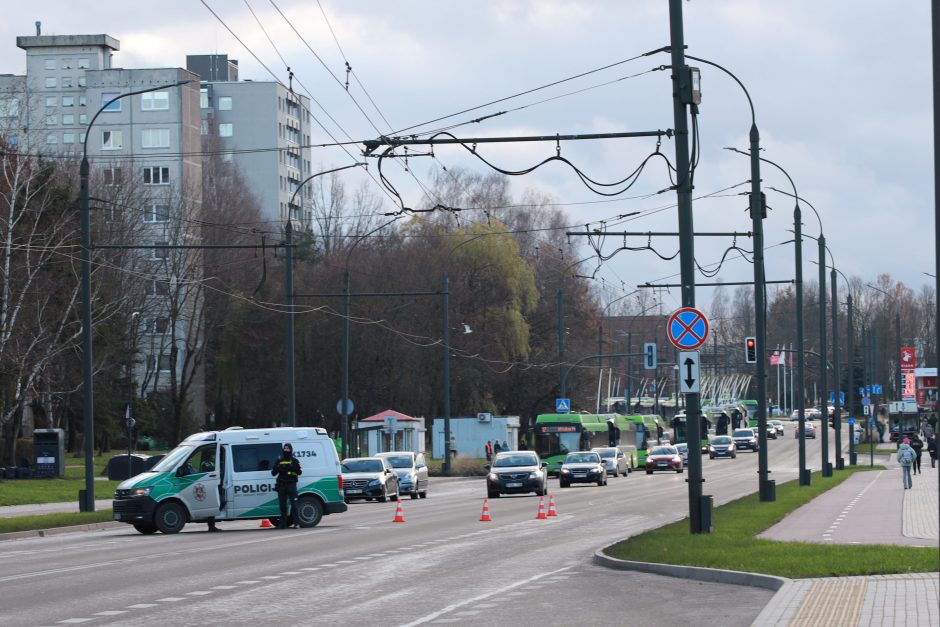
(346, 489, 362, 494)
(506, 482, 522, 488)
(657, 462, 667, 467)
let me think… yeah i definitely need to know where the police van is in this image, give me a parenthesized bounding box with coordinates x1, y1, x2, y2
(113, 427, 347, 534)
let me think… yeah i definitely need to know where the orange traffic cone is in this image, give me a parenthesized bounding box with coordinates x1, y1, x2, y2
(535, 496, 547, 520)
(260, 519, 274, 528)
(547, 494, 558, 517)
(480, 498, 492, 522)
(392, 500, 406, 523)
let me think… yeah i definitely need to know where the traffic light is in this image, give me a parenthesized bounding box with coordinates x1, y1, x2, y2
(744, 337, 757, 363)
(643, 342, 657, 370)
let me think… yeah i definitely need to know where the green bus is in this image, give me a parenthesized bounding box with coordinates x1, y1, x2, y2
(669, 412, 710, 452)
(534, 413, 665, 474)
(738, 400, 759, 427)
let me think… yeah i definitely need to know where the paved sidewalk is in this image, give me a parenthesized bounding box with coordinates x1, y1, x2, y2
(754, 457, 939, 627)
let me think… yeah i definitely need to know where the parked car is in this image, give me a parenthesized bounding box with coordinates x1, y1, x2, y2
(374, 451, 428, 500)
(794, 423, 817, 439)
(559, 451, 607, 488)
(486, 451, 548, 498)
(645, 445, 683, 474)
(770, 420, 785, 436)
(674, 442, 690, 464)
(341, 457, 399, 502)
(708, 435, 737, 459)
(733, 428, 759, 452)
(591, 447, 629, 477)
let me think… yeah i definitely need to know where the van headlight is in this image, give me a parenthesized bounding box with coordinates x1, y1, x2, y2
(119, 486, 151, 497)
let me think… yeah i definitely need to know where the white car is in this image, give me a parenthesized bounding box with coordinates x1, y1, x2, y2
(375, 451, 429, 499)
(770, 420, 785, 436)
(591, 447, 629, 477)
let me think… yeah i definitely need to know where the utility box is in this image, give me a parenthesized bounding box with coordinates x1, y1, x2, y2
(33, 428, 65, 478)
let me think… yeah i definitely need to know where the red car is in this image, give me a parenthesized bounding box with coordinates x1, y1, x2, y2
(645, 445, 683, 474)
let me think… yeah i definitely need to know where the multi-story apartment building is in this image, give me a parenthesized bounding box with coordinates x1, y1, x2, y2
(187, 54, 313, 228)
(1, 31, 206, 422)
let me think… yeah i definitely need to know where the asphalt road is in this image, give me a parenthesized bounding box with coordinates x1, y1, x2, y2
(0, 423, 847, 627)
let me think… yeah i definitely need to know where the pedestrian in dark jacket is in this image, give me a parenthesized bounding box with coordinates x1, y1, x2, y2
(272, 443, 302, 528)
(909, 435, 924, 475)
(927, 435, 937, 469)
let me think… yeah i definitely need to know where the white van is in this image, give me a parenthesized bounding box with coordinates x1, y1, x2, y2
(113, 427, 347, 534)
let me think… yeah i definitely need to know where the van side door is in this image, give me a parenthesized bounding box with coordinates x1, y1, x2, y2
(231, 443, 281, 518)
(176, 443, 221, 520)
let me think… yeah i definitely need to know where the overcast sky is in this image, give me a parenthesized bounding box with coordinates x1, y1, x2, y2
(1, 1, 934, 315)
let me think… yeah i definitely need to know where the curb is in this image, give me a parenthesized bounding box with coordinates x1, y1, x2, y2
(0, 521, 124, 542)
(593, 547, 789, 591)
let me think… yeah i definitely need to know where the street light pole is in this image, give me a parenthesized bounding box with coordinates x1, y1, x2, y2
(831, 267, 843, 470)
(819, 233, 831, 476)
(79, 80, 189, 512)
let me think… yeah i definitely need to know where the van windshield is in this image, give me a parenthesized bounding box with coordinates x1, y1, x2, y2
(149, 445, 194, 472)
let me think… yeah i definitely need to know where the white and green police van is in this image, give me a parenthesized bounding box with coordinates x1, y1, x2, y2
(113, 427, 347, 534)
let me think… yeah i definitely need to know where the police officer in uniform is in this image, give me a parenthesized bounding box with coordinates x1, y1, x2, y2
(272, 443, 302, 528)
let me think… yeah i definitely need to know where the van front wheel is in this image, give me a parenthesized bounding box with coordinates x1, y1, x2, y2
(154, 502, 186, 534)
(296, 496, 323, 528)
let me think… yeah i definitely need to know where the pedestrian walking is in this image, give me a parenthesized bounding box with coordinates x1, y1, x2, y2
(923, 418, 935, 439)
(927, 434, 937, 469)
(272, 442, 302, 528)
(897, 438, 915, 489)
(484, 440, 493, 462)
(493, 440, 502, 455)
(909, 435, 924, 474)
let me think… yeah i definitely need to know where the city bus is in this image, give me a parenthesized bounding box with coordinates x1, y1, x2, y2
(534, 412, 665, 474)
(669, 412, 711, 452)
(738, 400, 759, 427)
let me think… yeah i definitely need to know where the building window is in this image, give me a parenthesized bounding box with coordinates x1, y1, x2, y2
(63, 133, 75, 144)
(8, 135, 17, 146)
(77, 77, 86, 87)
(145, 279, 170, 296)
(143, 167, 170, 185)
(199, 120, 208, 136)
(62, 96, 74, 107)
(78, 58, 90, 69)
(103, 167, 123, 186)
(153, 241, 169, 260)
(141, 91, 169, 111)
(45, 115, 57, 125)
(62, 77, 73, 88)
(79, 114, 88, 124)
(62, 114, 74, 125)
(144, 203, 169, 223)
(45, 96, 57, 107)
(147, 353, 173, 372)
(45, 134, 57, 144)
(101, 130, 123, 150)
(141, 128, 170, 148)
(218, 96, 232, 110)
(146, 317, 170, 335)
(79, 95, 87, 107)
(61, 59, 73, 69)
(200, 88, 208, 109)
(101, 93, 121, 112)
(219, 123, 233, 137)
(45, 59, 56, 70)
(45, 77, 56, 88)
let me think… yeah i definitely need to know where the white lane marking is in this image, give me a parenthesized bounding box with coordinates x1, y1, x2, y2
(58, 619, 93, 624)
(155, 597, 185, 602)
(353, 557, 370, 561)
(282, 570, 303, 574)
(187, 591, 213, 596)
(211, 585, 237, 590)
(236, 580, 260, 584)
(400, 565, 576, 626)
(367, 553, 386, 557)
(126, 603, 158, 609)
(94, 611, 127, 616)
(259, 575, 281, 580)
(336, 560, 356, 564)
(302, 567, 320, 571)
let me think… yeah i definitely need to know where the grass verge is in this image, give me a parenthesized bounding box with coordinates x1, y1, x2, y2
(0, 479, 121, 506)
(0, 510, 115, 534)
(604, 465, 938, 578)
